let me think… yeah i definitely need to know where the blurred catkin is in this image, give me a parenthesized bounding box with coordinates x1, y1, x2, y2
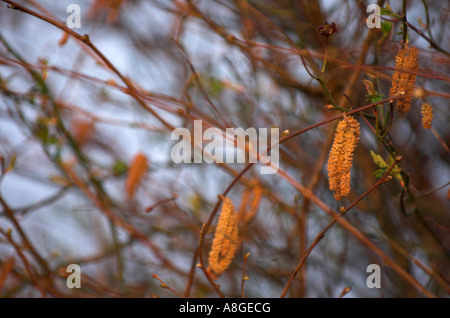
(238, 185, 262, 224)
(208, 197, 239, 280)
(390, 45, 419, 112)
(71, 119, 95, 147)
(125, 152, 148, 199)
(327, 116, 360, 201)
(421, 103, 433, 129)
(249, 186, 262, 218)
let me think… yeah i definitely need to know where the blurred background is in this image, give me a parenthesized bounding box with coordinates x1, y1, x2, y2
(0, 0, 449, 298)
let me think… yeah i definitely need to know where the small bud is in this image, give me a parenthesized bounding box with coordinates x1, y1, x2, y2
(225, 34, 236, 43)
(382, 175, 393, 183)
(414, 87, 426, 98)
(106, 78, 117, 86)
(318, 22, 338, 38)
(80, 34, 90, 43)
(339, 286, 352, 298)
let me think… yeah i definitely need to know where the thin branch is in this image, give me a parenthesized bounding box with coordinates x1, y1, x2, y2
(0, 228, 46, 297)
(281, 158, 400, 298)
(405, 21, 450, 57)
(1, 0, 176, 130)
(152, 274, 185, 298)
(274, 166, 436, 298)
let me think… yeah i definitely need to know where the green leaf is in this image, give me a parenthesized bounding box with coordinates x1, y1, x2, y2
(188, 193, 203, 217)
(209, 77, 224, 97)
(388, 156, 404, 185)
(380, 8, 393, 16)
(371, 150, 404, 186)
(363, 80, 385, 103)
(372, 169, 386, 178)
(36, 123, 49, 144)
(112, 160, 128, 176)
(380, 4, 401, 19)
(367, 94, 385, 104)
(370, 150, 388, 168)
(381, 21, 392, 33)
(47, 135, 59, 146)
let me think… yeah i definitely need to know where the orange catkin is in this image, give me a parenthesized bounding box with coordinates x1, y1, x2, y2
(327, 116, 360, 201)
(71, 119, 95, 147)
(238, 185, 262, 224)
(421, 103, 433, 129)
(58, 32, 69, 46)
(390, 45, 419, 112)
(207, 197, 239, 280)
(237, 189, 251, 222)
(125, 152, 148, 199)
(247, 186, 262, 223)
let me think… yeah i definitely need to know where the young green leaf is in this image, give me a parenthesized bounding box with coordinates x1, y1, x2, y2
(370, 150, 404, 186)
(381, 21, 392, 33)
(370, 150, 388, 169)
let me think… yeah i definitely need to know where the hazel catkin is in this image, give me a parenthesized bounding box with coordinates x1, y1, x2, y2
(125, 152, 148, 199)
(327, 116, 360, 201)
(421, 103, 433, 129)
(390, 45, 419, 112)
(207, 197, 239, 280)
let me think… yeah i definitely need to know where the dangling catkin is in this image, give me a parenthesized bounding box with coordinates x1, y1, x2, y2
(125, 152, 148, 199)
(390, 45, 418, 112)
(327, 116, 360, 201)
(207, 197, 239, 280)
(248, 186, 262, 220)
(238, 185, 262, 224)
(421, 103, 433, 129)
